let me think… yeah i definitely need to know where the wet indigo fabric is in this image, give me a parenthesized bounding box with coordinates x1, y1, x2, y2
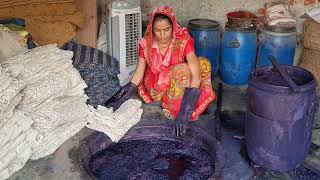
(62, 41, 121, 107)
(89, 139, 215, 180)
(80, 112, 219, 179)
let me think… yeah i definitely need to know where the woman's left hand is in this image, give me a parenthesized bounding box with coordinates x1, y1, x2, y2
(174, 114, 189, 136)
(172, 87, 201, 136)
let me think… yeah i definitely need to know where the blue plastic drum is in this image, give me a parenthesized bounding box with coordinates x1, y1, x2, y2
(188, 19, 220, 77)
(257, 26, 296, 67)
(220, 25, 258, 85)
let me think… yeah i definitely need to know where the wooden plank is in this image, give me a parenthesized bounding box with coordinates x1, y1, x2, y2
(75, 0, 97, 48)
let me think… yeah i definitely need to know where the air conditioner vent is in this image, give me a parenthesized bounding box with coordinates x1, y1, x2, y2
(108, 0, 141, 85)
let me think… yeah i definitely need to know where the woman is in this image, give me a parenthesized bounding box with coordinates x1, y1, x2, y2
(106, 6, 215, 136)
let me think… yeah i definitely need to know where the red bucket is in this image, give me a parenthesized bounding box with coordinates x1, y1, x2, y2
(227, 11, 258, 28)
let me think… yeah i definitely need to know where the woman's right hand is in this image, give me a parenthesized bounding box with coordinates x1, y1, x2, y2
(105, 82, 138, 111)
(105, 53, 146, 111)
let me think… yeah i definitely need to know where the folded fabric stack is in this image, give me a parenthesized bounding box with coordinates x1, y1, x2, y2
(62, 41, 121, 107)
(265, 2, 296, 27)
(0, 43, 143, 179)
(0, 0, 84, 46)
(0, 44, 88, 179)
(62, 41, 143, 142)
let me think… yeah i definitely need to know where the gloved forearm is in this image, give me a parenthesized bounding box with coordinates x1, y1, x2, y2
(173, 87, 201, 136)
(105, 82, 138, 111)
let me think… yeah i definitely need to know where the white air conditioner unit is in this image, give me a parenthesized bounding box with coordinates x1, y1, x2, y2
(108, 0, 142, 85)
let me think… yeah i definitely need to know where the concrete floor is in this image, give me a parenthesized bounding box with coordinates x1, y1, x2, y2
(7, 79, 320, 180)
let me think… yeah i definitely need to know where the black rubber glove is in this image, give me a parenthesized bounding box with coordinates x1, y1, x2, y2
(105, 82, 137, 111)
(173, 87, 201, 136)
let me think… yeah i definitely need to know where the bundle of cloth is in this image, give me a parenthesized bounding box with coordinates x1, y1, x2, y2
(62, 41, 143, 142)
(0, 44, 89, 179)
(0, 0, 84, 47)
(0, 28, 143, 179)
(87, 100, 143, 142)
(62, 41, 121, 107)
(265, 1, 296, 27)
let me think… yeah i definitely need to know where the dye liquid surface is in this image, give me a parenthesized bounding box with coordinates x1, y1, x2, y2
(89, 139, 215, 180)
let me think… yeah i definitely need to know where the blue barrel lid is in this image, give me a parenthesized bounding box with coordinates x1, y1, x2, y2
(225, 23, 257, 32)
(188, 19, 220, 30)
(264, 26, 296, 33)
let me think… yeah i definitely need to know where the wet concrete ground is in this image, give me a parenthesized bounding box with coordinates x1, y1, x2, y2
(7, 79, 320, 180)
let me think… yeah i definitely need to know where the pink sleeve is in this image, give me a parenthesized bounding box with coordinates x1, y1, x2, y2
(184, 38, 195, 57)
(138, 43, 145, 59)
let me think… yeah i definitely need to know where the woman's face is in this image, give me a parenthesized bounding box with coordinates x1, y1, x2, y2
(153, 19, 173, 44)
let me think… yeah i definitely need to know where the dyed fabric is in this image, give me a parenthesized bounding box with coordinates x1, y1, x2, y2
(81, 112, 218, 179)
(0, 18, 25, 26)
(91, 139, 214, 179)
(62, 41, 121, 107)
(138, 6, 215, 120)
(62, 41, 120, 73)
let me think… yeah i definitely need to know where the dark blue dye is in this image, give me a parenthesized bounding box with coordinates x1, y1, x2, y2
(89, 139, 215, 180)
(155, 153, 191, 179)
(247, 65, 318, 171)
(254, 68, 313, 87)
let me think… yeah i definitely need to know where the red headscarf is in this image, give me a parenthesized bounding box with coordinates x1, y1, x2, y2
(140, 6, 191, 75)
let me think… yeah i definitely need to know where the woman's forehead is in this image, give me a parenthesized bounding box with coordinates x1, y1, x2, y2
(153, 20, 172, 29)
